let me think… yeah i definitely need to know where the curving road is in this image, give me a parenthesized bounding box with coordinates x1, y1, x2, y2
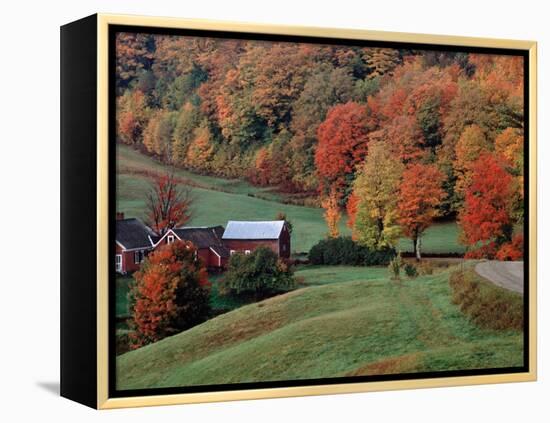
(474, 261, 524, 295)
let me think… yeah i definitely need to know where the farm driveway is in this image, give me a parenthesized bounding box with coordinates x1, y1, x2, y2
(474, 261, 524, 295)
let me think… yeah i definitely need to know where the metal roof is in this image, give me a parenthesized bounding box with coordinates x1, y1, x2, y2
(222, 220, 285, 240)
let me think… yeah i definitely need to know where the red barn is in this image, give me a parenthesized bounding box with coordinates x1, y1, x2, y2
(154, 226, 230, 270)
(115, 215, 156, 274)
(222, 220, 291, 259)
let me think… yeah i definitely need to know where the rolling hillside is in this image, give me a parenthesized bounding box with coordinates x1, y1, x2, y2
(116, 265, 522, 390)
(116, 145, 465, 254)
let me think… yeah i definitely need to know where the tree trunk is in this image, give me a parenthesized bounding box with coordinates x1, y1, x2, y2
(415, 236, 422, 261)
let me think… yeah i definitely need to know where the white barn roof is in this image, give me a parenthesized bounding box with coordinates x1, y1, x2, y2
(222, 220, 285, 240)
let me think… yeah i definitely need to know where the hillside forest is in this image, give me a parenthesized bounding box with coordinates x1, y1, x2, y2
(116, 32, 525, 260)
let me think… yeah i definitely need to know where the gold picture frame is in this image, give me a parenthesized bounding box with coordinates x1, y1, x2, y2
(61, 13, 537, 409)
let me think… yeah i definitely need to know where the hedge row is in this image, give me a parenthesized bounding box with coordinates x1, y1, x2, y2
(308, 237, 396, 266)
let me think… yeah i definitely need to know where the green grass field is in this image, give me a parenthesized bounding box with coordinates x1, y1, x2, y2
(116, 264, 523, 389)
(116, 144, 465, 254)
(295, 265, 389, 285)
(116, 276, 133, 318)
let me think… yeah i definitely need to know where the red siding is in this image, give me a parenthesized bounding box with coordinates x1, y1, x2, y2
(151, 238, 225, 270)
(224, 239, 279, 256)
(278, 225, 291, 258)
(197, 248, 210, 266)
(207, 249, 221, 268)
(207, 248, 229, 269)
(115, 243, 149, 274)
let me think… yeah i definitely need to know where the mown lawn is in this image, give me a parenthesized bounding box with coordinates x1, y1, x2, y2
(116, 264, 523, 389)
(294, 265, 388, 286)
(116, 144, 464, 254)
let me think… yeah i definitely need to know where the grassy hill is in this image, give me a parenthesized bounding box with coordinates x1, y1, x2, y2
(116, 144, 465, 254)
(116, 265, 522, 390)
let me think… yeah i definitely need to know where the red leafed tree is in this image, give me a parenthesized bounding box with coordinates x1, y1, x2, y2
(315, 102, 372, 198)
(129, 240, 210, 349)
(495, 234, 524, 261)
(459, 152, 515, 259)
(146, 173, 194, 236)
(398, 163, 446, 260)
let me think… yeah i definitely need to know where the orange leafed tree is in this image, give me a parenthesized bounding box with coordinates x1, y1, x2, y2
(315, 102, 372, 197)
(453, 124, 491, 202)
(345, 193, 360, 230)
(322, 188, 341, 238)
(459, 152, 516, 259)
(129, 240, 210, 349)
(117, 90, 148, 145)
(146, 173, 194, 236)
(186, 123, 215, 171)
(495, 127, 523, 165)
(249, 146, 272, 186)
(398, 163, 446, 260)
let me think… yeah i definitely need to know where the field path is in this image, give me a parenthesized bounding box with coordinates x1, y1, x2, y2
(475, 261, 524, 294)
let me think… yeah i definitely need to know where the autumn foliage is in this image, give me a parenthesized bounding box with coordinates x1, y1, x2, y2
(351, 142, 403, 249)
(315, 102, 371, 197)
(129, 240, 210, 349)
(495, 234, 524, 261)
(397, 164, 446, 259)
(322, 188, 341, 238)
(459, 152, 516, 259)
(114, 33, 525, 260)
(146, 173, 194, 236)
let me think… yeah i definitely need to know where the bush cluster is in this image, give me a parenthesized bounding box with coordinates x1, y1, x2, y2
(308, 236, 396, 266)
(224, 247, 295, 298)
(403, 263, 419, 278)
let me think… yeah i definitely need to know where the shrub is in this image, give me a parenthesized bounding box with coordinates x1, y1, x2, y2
(449, 269, 523, 330)
(308, 236, 395, 266)
(404, 263, 418, 278)
(224, 247, 295, 298)
(388, 254, 402, 280)
(496, 234, 524, 261)
(129, 240, 211, 349)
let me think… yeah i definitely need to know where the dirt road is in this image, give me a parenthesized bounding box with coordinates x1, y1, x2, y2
(474, 261, 524, 295)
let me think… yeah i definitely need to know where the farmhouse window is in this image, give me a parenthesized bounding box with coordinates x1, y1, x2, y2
(230, 250, 235, 256)
(115, 254, 122, 272)
(134, 250, 144, 264)
(245, 250, 251, 255)
(167, 235, 175, 244)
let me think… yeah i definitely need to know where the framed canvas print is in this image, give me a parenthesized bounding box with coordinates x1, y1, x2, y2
(60, 14, 537, 409)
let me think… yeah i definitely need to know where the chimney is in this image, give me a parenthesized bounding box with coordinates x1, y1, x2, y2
(116, 212, 125, 220)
